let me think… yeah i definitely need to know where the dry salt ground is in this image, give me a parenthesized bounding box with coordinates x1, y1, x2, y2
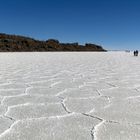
(0, 52, 140, 140)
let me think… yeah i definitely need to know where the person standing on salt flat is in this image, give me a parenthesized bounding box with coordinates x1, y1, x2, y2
(135, 50, 139, 56)
(134, 50, 139, 56)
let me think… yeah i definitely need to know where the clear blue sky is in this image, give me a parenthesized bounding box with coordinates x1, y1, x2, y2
(0, 0, 140, 50)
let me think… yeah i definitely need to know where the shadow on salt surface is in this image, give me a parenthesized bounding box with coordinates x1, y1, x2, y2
(0, 113, 100, 140)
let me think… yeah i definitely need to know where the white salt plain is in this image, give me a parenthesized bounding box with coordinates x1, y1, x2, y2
(0, 52, 140, 140)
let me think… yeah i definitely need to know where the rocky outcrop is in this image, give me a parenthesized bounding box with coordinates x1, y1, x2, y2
(0, 33, 106, 52)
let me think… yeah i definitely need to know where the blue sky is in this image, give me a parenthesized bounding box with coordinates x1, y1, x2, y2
(0, 0, 140, 50)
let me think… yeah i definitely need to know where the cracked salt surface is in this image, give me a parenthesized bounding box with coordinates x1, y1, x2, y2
(64, 97, 109, 113)
(6, 103, 67, 120)
(0, 52, 140, 140)
(0, 89, 25, 97)
(0, 113, 100, 140)
(0, 117, 14, 135)
(3, 95, 60, 106)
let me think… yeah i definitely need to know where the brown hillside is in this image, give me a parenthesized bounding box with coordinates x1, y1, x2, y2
(0, 33, 106, 52)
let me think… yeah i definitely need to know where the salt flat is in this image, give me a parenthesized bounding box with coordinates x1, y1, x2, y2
(0, 52, 140, 140)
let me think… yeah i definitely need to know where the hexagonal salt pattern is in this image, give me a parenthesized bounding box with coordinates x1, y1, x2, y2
(0, 52, 140, 140)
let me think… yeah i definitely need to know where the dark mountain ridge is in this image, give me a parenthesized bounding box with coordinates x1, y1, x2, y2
(0, 33, 106, 52)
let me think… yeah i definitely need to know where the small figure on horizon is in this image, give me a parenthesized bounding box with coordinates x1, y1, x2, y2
(134, 51, 136, 56)
(136, 50, 139, 56)
(134, 50, 139, 56)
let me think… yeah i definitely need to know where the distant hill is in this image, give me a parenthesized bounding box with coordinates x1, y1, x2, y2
(0, 33, 106, 52)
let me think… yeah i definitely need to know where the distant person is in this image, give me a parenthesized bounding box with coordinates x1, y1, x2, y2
(135, 50, 139, 56)
(134, 50, 138, 56)
(134, 51, 136, 56)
